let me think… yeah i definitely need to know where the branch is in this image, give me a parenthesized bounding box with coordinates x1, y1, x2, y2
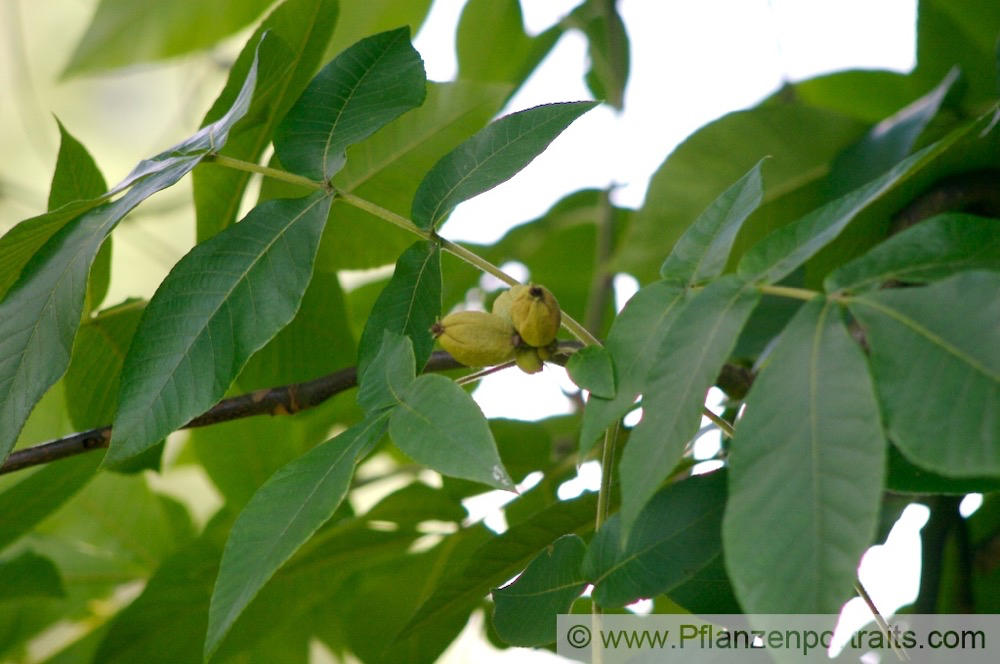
(2, 340, 758, 476)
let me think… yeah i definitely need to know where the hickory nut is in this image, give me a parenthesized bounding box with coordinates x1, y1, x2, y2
(432, 311, 518, 368)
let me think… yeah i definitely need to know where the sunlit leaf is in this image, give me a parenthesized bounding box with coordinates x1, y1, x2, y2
(0, 550, 65, 600)
(849, 272, 1000, 476)
(109, 191, 333, 466)
(274, 27, 426, 181)
(724, 299, 886, 613)
(411, 101, 599, 230)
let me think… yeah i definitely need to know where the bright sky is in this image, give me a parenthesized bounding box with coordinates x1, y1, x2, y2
(411, 1, 933, 661)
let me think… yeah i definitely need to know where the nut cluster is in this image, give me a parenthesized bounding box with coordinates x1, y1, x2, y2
(431, 284, 561, 374)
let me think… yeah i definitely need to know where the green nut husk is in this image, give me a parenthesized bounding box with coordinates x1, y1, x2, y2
(509, 284, 561, 347)
(432, 310, 518, 367)
(515, 346, 544, 374)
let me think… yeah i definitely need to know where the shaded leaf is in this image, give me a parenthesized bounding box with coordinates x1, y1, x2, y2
(619, 277, 759, 534)
(62, 0, 272, 76)
(0, 453, 100, 553)
(0, 550, 65, 600)
(109, 191, 333, 466)
(389, 374, 514, 490)
(825, 68, 959, 198)
(456, 0, 562, 94)
(194, 0, 340, 241)
(615, 105, 867, 282)
(357, 331, 417, 418)
(849, 272, 1000, 476)
(584, 470, 726, 608)
(567, 0, 630, 109)
(394, 491, 600, 646)
(411, 101, 599, 229)
(322, 0, 433, 63)
(579, 280, 686, 454)
(660, 159, 766, 284)
(274, 27, 427, 181)
(356, 240, 441, 379)
(825, 213, 1000, 292)
(724, 299, 886, 613)
(737, 114, 986, 285)
(887, 444, 1000, 495)
(205, 416, 387, 660)
(236, 269, 356, 390)
(64, 300, 144, 430)
(565, 345, 615, 399)
(492, 535, 588, 646)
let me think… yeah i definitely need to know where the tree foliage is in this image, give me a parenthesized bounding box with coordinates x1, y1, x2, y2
(1, 1, 999, 662)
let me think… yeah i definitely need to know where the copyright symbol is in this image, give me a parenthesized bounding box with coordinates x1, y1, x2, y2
(567, 624, 591, 648)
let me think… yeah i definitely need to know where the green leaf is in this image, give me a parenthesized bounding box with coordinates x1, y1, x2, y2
(236, 269, 356, 391)
(274, 27, 427, 181)
(660, 159, 766, 284)
(205, 416, 387, 660)
(915, 0, 1000, 108)
(389, 374, 514, 490)
(565, 345, 615, 399)
(356, 240, 441, 379)
(322, 0, 433, 64)
(491, 535, 588, 646)
(109, 191, 333, 466)
(0, 200, 103, 302)
(63, 300, 144, 430)
(567, 0, 630, 109)
(724, 298, 886, 613)
(579, 280, 687, 453)
(411, 101, 599, 230)
(62, 0, 272, 76)
(0, 550, 65, 600)
(584, 470, 726, 608)
(48, 119, 108, 210)
(737, 115, 985, 285)
(887, 444, 1000, 495)
(825, 213, 1000, 292)
(393, 491, 599, 646)
(0, 454, 99, 553)
(615, 105, 867, 283)
(314, 80, 509, 270)
(456, 0, 562, 93)
(357, 331, 417, 418)
(619, 276, 759, 534)
(825, 68, 959, 198)
(0, 32, 260, 451)
(193, 0, 339, 241)
(849, 272, 1000, 476)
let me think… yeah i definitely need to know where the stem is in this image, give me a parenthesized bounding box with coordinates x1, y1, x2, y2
(594, 422, 618, 532)
(204, 154, 328, 191)
(336, 191, 603, 347)
(855, 580, 910, 661)
(757, 284, 820, 301)
(702, 407, 735, 438)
